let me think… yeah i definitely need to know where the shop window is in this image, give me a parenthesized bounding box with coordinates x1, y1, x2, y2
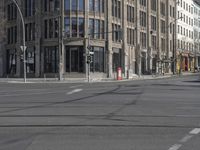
(7, 49, 16, 74)
(112, 48, 122, 72)
(90, 47, 105, 72)
(26, 47, 35, 74)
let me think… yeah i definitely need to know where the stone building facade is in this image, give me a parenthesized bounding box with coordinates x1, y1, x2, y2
(0, 0, 5, 77)
(0, 0, 176, 79)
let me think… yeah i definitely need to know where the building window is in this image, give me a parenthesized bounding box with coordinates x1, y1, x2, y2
(127, 5, 134, 23)
(72, 18, 78, 37)
(94, 19, 100, 39)
(112, 0, 121, 18)
(89, 0, 104, 13)
(89, 19, 95, 38)
(127, 28, 135, 45)
(25, 22, 35, 41)
(44, 0, 60, 12)
(89, 0, 95, 11)
(49, 19, 53, 38)
(140, 0, 146, 6)
(151, 35, 156, 50)
(64, 17, 86, 38)
(151, 16, 156, 31)
(100, 20, 105, 39)
(89, 18, 104, 39)
(64, 0, 70, 11)
(7, 26, 17, 44)
(44, 20, 48, 38)
(151, 0, 156, 11)
(72, 0, 77, 11)
(140, 32, 147, 48)
(161, 20, 165, 33)
(112, 23, 121, 42)
(7, 3, 17, 21)
(44, 18, 61, 39)
(90, 47, 105, 72)
(26, 47, 35, 74)
(79, 18, 84, 37)
(140, 11, 146, 27)
(160, 2, 165, 16)
(25, 0, 35, 17)
(79, 0, 84, 11)
(161, 38, 165, 52)
(64, 17, 70, 37)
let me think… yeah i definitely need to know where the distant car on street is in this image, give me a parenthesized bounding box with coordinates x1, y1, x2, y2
(195, 66, 200, 72)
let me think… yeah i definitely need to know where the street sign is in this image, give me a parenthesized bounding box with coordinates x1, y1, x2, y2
(20, 46, 27, 52)
(87, 46, 92, 50)
(89, 52, 94, 55)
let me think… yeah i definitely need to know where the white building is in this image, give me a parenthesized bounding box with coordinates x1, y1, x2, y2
(177, 0, 195, 72)
(192, 1, 200, 70)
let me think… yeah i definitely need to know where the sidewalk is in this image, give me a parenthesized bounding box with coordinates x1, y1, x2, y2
(135, 72, 199, 80)
(0, 72, 199, 83)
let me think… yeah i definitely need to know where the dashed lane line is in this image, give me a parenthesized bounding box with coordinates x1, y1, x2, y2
(190, 128, 200, 135)
(168, 144, 182, 150)
(70, 85, 83, 89)
(66, 89, 83, 95)
(179, 135, 193, 143)
(168, 127, 200, 150)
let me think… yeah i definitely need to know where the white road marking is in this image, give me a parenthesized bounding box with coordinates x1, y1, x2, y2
(67, 89, 83, 95)
(190, 128, 200, 135)
(168, 144, 182, 150)
(179, 135, 193, 143)
(70, 85, 83, 89)
(169, 128, 200, 150)
(0, 91, 62, 97)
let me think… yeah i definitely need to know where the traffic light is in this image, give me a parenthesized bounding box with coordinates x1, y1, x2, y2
(87, 55, 93, 64)
(20, 54, 23, 61)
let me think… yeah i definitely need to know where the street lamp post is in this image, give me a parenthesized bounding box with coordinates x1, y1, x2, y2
(194, 39, 199, 73)
(171, 16, 183, 75)
(172, 23, 176, 75)
(12, 0, 26, 83)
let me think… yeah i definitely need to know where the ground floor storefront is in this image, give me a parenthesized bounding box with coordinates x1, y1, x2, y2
(2, 42, 174, 79)
(176, 51, 195, 73)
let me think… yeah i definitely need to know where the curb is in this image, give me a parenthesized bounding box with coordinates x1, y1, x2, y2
(0, 72, 199, 84)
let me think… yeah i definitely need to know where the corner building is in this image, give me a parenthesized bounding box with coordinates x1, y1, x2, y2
(0, 0, 176, 79)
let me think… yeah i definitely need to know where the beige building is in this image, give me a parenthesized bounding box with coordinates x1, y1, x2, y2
(0, 0, 176, 79)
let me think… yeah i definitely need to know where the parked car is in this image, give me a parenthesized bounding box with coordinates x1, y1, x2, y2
(195, 66, 200, 72)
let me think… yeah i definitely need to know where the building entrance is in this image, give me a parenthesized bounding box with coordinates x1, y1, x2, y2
(66, 46, 84, 73)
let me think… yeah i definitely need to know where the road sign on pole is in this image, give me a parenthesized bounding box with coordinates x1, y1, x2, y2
(20, 46, 27, 52)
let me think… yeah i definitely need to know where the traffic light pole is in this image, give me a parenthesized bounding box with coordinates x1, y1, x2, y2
(173, 24, 176, 75)
(87, 36, 91, 83)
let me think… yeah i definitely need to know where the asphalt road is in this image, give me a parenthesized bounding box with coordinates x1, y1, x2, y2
(0, 75, 200, 150)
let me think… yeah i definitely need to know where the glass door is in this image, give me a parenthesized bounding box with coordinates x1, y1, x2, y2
(70, 48, 79, 72)
(66, 47, 84, 73)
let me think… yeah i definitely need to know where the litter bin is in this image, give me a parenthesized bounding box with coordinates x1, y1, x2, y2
(117, 67, 122, 80)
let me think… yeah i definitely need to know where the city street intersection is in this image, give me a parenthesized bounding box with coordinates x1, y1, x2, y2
(0, 75, 200, 150)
